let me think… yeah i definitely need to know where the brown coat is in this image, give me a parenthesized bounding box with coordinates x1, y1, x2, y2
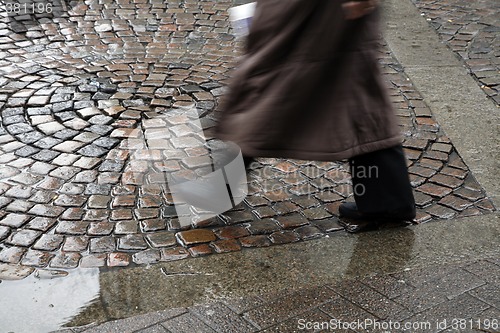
(215, 0, 402, 161)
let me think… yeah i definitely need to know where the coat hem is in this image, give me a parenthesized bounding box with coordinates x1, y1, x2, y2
(237, 136, 403, 162)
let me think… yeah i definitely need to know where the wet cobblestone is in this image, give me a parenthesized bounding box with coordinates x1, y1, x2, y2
(0, 0, 496, 276)
(412, 0, 500, 106)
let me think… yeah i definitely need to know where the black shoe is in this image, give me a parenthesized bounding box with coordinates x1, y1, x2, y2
(243, 156, 255, 170)
(338, 202, 415, 233)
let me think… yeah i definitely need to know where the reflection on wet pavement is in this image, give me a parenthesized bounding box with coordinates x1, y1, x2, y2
(0, 268, 99, 333)
(1, 212, 498, 332)
(0, 226, 417, 330)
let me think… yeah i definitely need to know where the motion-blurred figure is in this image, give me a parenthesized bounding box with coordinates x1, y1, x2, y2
(216, 0, 415, 232)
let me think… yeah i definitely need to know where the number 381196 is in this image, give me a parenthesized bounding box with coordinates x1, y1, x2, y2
(4, 2, 53, 14)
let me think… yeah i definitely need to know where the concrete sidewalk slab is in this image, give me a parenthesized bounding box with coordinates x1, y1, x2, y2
(49, 214, 500, 332)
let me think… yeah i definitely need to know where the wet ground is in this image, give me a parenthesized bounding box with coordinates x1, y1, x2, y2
(0, 0, 495, 273)
(0, 0, 499, 332)
(2, 215, 499, 332)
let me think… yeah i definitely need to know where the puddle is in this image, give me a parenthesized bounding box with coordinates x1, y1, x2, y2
(0, 268, 100, 333)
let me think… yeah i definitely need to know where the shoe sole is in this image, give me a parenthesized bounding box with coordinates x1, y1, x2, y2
(338, 217, 411, 233)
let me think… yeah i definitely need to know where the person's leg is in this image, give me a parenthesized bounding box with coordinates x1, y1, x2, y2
(340, 145, 415, 221)
(243, 156, 255, 170)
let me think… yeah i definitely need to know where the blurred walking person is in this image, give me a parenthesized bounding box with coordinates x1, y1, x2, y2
(216, 0, 415, 232)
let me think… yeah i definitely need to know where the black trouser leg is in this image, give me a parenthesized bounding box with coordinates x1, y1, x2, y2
(349, 145, 415, 214)
(243, 156, 254, 169)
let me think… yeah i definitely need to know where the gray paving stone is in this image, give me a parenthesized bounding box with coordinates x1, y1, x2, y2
(0, 226, 10, 241)
(59, 184, 85, 195)
(54, 194, 87, 207)
(55, 221, 90, 235)
(77, 106, 101, 119)
(0, 262, 34, 280)
(243, 287, 337, 330)
(407, 294, 489, 332)
(93, 137, 119, 149)
(20, 249, 53, 267)
(10, 173, 44, 186)
(3, 141, 27, 154)
(32, 234, 64, 251)
(82, 308, 187, 333)
(468, 283, 500, 309)
(0, 213, 31, 228)
(6, 123, 34, 135)
(53, 129, 80, 140)
(29, 204, 64, 218)
(333, 280, 412, 321)
(88, 222, 114, 236)
(37, 122, 66, 135)
(132, 249, 161, 265)
(33, 137, 63, 149)
(114, 221, 138, 235)
(463, 260, 500, 285)
(79, 253, 107, 268)
(87, 195, 111, 209)
(53, 101, 74, 112)
(394, 268, 487, 312)
(118, 235, 148, 251)
(32, 149, 61, 162)
(89, 236, 116, 253)
(78, 144, 108, 157)
(29, 161, 57, 175)
(6, 229, 42, 247)
(98, 160, 124, 172)
(4, 185, 33, 199)
(74, 170, 98, 183)
(53, 136, 85, 153)
(50, 251, 81, 268)
(88, 124, 113, 135)
(52, 153, 80, 166)
(83, 209, 110, 221)
(62, 236, 89, 252)
(73, 156, 101, 169)
(0, 246, 26, 264)
(84, 184, 112, 195)
(49, 166, 81, 180)
(161, 313, 217, 333)
(4, 199, 35, 213)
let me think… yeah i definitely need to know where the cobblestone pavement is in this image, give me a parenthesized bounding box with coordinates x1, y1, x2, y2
(0, 0, 496, 277)
(412, 0, 500, 107)
(55, 258, 500, 333)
